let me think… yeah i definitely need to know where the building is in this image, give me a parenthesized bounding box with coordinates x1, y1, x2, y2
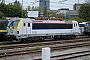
(73, 4, 82, 10)
(0, 0, 5, 3)
(66, 10, 78, 18)
(58, 8, 78, 18)
(58, 8, 69, 17)
(86, 0, 90, 2)
(27, 11, 39, 18)
(39, 0, 50, 10)
(58, 3, 83, 18)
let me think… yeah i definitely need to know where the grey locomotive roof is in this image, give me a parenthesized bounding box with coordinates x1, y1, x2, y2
(10, 18, 77, 23)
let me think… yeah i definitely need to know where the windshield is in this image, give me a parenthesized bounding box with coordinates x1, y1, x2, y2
(8, 20, 20, 27)
(0, 22, 4, 28)
(79, 24, 85, 27)
(8, 20, 13, 26)
(13, 20, 20, 27)
(5, 21, 8, 26)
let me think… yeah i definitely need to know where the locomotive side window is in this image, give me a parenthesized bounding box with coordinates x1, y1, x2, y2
(74, 24, 75, 27)
(24, 23, 25, 26)
(5, 21, 8, 26)
(28, 23, 30, 27)
(0, 22, 4, 28)
(79, 24, 85, 27)
(76, 24, 77, 26)
(32, 23, 72, 29)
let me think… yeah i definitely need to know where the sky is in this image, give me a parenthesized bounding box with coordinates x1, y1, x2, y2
(4, 0, 86, 10)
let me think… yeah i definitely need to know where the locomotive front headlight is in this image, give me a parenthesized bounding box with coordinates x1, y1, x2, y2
(10, 27, 12, 29)
(7, 27, 9, 28)
(14, 26, 17, 29)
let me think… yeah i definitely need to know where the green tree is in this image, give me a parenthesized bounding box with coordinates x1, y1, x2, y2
(60, 13, 65, 18)
(79, 3, 90, 21)
(0, 2, 7, 17)
(37, 7, 43, 11)
(68, 17, 86, 23)
(32, 6, 35, 10)
(0, 11, 5, 19)
(34, 6, 38, 10)
(0, 0, 27, 18)
(27, 6, 31, 11)
(50, 11, 57, 18)
(43, 6, 48, 17)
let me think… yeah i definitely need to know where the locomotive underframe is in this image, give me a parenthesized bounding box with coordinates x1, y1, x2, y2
(5, 32, 79, 42)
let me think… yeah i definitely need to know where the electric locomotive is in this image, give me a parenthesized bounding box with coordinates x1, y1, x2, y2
(83, 22, 90, 35)
(0, 20, 8, 40)
(79, 22, 90, 35)
(79, 22, 86, 34)
(6, 18, 80, 42)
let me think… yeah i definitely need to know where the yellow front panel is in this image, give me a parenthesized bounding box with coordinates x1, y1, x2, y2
(17, 19, 23, 30)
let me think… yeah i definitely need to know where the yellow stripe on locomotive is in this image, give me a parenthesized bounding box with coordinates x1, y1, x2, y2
(17, 19, 23, 30)
(0, 30, 7, 32)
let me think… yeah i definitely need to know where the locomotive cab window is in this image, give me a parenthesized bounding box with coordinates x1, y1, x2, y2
(28, 23, 30, 27)
(79, 24, 85, 27)
(24, 23, 25, 26)
(74, 24, 75, 27)
(76, 24, 78, 26)
(0, 22, 4, 28)
(8, 20, 20, 27)
(13, 20, 20, 27)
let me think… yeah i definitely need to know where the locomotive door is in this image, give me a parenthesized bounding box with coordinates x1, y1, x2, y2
(22, 23, 31, 35)
(26, 23, 31, 34)
(73, 23, 77, 33)
(22, 23, 27, 35)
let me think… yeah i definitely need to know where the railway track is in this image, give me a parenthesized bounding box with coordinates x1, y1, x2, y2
(0, 37, 90, 50)
(0, 39, 90, 58)
(0, 35, 90, 59)
(33, 47, 90, 60)
(0, 43, 90, 59)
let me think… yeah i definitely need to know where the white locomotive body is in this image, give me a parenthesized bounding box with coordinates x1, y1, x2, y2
(79, 22, 86, 34)
(6, 18, 80, 41)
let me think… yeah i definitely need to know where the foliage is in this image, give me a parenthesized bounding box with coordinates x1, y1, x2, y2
(31, 6, 35, 10)
(49, 11, 58, 18)
(37, 7, 43, 11)
(0, 0, 27, 18)
(0, 2, 7, 17)
(0, 11, 5, 19)
(26, 6, 31, 11)
(60, 13, 66, 19)
(43, 6, 48, 17)
(36, 45, 42, 49)
(78, 3, 90, 21)
(68, 17, 86, 23)
(26, 6, 39, 11)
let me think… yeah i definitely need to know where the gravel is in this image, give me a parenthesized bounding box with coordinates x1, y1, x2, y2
(0, 47, 90, 60)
